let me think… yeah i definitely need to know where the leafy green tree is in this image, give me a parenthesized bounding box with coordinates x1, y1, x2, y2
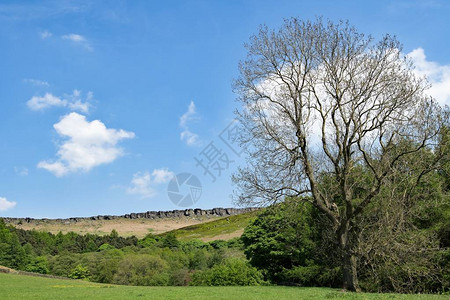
(113, 255, 169, 286)
(232, 17, 448, 291)
(68, 264, 91, 280)
(0, 220, 26, 269)
(162, 233, 180, 249)
(25, 256, 49, 274)
(242, 199, 340, 286)
(190, 258, 264, 286)
(98, 243, 115, 251)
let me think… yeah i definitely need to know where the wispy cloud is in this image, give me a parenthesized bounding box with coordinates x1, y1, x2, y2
(127, 168, 174, 198)
(0, 3, 85, 21)
(0, 197, 16, 211)
(14, 167, 29, 176)
(39, 30, 52, 39)
(27, 90, 93, 113)
(27, 93, 65, 110)
(408, 48, 450, 106)
(180, 101, 200, 146)
(62, 33, 85, 42)
(24, 78, 50, 87)
(38, 112, 135, 177)
(62, 33, 93, 51)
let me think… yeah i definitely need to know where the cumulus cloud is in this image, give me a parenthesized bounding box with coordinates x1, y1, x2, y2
(151, 168, 175, 184)
(0, 197, 16, 212)
(180, 101, 200, 146)
(62, 33, 93, 51)
(38, 112, 135, 176)
(127, 172, 154, 198)
(127, 168, 174, 198)
(407, 48, 450, 106)
(39, 30, 52, 39)
(27, 90, 93, 113)
(24, 78, 49, 87)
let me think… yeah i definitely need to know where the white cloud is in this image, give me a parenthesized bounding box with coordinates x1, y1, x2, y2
(151, 168, 174, 184)
(407, 48, 450, 106)
(14, 167, 29, 176)
(66, 89, 93, 113)
(180, 101, 200, 146)
(127, 172, 154, 198)
(62, 33, 85, 42)
(24, 78, 49, 87)
(39, 30, 52, 39)
(38, 112, 135, 176)
(180, 101, 197, 127)
(27, 93, 66, 110)
(0, 197, 16, 212)
(127, 168, 174, 198)
(62, 33, 93, 51)
(180, 129, 199, 146)
(27, 90, 93, 113)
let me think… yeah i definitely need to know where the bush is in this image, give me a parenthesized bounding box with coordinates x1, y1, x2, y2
(25, 256, 49, 274)
(190, 259, 264, 286)
(169, 269, 191, 286)
(241, 199, 338, 286)
(98, 243, 115, 251)
(68, 264, 90, 280)
(138, 234, 160, 248)
(162, 233, 180, 249)
(48, 254, 80, 277)
(113, 255, 169, 286)
(279, 265, 341, 287)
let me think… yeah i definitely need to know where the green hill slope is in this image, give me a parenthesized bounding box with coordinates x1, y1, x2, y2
(160, 210, 260, 241)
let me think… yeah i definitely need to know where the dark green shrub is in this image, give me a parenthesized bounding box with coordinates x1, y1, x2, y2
(162, 233, 180, 249)
(113, 255, 169, 286)
(190, 258, 264, 286)
(279, 265, 341, 287)
(241, 199, 338, 286)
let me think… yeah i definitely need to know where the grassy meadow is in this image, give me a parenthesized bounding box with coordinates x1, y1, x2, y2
(1, 273, 448, 300)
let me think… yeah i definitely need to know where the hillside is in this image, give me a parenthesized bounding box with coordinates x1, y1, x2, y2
(2, 207, 259, 239)
(161, 210, 260, 241)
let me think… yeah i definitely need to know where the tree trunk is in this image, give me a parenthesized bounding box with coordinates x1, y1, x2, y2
(342, 250, 360, 292)
(338, 225, 361, 292)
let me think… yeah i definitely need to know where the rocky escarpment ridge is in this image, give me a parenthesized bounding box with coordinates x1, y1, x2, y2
(2, 207, 259, 224)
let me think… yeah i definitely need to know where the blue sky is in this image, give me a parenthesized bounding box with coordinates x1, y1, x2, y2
(1, 0, 449, 218)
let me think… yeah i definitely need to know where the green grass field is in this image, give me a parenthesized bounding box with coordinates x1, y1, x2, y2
(162, 210, 260, 241)
(0, 273, 447, 300)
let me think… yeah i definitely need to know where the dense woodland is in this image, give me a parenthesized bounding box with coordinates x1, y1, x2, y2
(0, 220, 263, 286)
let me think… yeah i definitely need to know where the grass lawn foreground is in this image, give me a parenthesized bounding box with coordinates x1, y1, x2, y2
(0, 273, 447, 300)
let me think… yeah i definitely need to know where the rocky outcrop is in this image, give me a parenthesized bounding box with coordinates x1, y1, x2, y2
(1, 207, 259, 224)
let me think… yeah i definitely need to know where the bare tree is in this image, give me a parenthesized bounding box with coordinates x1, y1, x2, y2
(232, 18, 447, 291)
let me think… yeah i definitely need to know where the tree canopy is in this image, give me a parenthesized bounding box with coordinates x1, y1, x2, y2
(233, 17, 449, 291)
